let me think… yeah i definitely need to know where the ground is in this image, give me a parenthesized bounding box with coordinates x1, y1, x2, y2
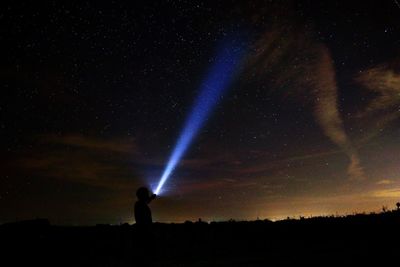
(2, 211, 400, 266)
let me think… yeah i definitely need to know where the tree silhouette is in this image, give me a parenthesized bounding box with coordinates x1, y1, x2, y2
(396, 202, 400, 211)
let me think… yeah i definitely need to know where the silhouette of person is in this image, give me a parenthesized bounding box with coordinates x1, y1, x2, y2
(134, 187, 156, 225)
(132, 187, 157, 266)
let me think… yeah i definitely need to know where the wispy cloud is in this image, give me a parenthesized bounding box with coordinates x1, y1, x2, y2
(356, 65, 400, 114)
(376, 179, 394, 185)
(370, 187, 400, 198)
(246, 23, 364, 180)
(354, 64, 400, 142)
(309, 46, 364, 180)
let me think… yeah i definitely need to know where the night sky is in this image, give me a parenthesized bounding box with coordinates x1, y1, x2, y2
(1, 1, 400, 225)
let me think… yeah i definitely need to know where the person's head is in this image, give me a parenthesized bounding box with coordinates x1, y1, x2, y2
(136, 187, 150, 201)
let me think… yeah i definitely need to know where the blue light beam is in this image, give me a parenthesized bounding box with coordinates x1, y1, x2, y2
(154, 38, 245, 195)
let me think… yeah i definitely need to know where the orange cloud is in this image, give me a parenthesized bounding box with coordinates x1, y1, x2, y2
(370, 188, 400, 198)
(376, 179, 394, 185)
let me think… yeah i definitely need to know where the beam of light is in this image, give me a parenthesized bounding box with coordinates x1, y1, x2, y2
(153, 38, 246, 195)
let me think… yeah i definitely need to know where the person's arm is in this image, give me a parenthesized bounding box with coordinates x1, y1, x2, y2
(149, 194, 156, 203)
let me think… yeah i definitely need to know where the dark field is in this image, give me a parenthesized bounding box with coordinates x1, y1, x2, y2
(2, 212, 400, 266)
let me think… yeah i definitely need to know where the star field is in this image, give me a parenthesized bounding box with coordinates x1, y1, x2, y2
(1, 1, 400, 224)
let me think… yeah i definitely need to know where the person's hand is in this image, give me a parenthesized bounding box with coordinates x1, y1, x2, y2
(150, 194, 157, 200)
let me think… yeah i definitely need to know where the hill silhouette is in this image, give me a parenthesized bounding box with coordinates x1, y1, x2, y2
(2, 209, 400, 266)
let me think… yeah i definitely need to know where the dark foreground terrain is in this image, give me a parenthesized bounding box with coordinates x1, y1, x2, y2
(2, 211, 400, 266)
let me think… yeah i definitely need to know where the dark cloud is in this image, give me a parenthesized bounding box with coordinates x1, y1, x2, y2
(20, 134, 140, 190)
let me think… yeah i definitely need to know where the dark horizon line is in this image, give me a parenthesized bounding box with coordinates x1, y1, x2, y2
(2, 207, 399, 227)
